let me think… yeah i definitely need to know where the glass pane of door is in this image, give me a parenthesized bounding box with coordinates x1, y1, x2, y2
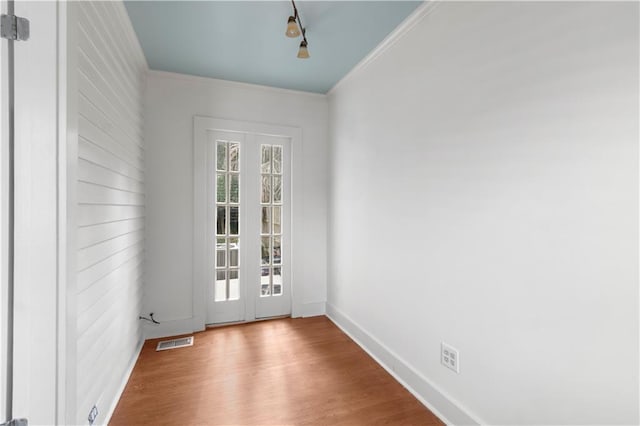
(254, 135, 291, 319)
(259, 144, 284, 297)
(207, 131, 246, 324)
(215, 140, 240, 302)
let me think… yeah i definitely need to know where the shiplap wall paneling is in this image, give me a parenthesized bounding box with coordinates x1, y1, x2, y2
(75, 1, 147, 424)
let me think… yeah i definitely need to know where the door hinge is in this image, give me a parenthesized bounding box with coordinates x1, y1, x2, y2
(0, 419, 28, 426)
(1, 14, 29, 41)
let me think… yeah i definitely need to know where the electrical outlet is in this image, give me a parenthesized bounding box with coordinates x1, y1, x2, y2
(88, 405, 98, 425)
(441, 342, 459, 373)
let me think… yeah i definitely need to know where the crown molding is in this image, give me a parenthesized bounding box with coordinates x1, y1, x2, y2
(146, 69, 327, 99)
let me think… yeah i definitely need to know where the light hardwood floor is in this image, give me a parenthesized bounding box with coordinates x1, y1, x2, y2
(110, 316, 443, 425)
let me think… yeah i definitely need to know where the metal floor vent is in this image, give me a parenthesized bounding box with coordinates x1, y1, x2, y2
(156, 336, 194, 351)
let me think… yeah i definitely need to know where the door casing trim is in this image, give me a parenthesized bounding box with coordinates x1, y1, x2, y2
(193, 116, 304, 332)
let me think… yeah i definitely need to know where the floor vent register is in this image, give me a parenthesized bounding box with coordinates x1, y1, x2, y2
(156, 336, 194, 351)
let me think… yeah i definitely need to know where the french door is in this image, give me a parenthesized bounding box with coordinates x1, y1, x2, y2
(206, 130, 292, 324)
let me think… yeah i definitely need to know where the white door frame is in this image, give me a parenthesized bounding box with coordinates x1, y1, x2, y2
(0, 1, 71, 424)
(13, 0, 63, 423)
(193, 116, 304, 331)
(0, 0, 10, 420)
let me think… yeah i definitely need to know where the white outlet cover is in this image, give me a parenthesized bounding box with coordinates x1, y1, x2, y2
(441, 342, 459, 373)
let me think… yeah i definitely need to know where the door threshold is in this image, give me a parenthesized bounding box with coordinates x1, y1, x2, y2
(206, 315, 291, 329)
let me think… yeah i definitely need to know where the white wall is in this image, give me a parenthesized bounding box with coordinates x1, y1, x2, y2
(144, 71, 328, 337)
(327, 2, 638, 425)
(73, 2, 147, 424)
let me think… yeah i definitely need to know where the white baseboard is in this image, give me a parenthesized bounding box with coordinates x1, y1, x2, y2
(142, 307, 326, 337)
(326, 303, 483, 426)
(302, 301, 326, 317)
(143, 317, 195, 340)
(102, 338, 144, 426)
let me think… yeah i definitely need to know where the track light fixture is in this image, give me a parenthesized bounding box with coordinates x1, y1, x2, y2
(285, 15, 300, 38)
(297, 39, 309, 59)
(285, 0, 309, 59)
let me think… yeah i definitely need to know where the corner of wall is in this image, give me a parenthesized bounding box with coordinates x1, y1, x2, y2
(326, 303, 484, 426)
(302, 302, 326, 318)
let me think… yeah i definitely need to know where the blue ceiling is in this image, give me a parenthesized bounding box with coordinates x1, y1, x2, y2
(124, 1, 422, 93)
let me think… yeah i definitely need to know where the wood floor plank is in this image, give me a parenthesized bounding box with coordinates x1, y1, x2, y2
(109, 316, 443, 425)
